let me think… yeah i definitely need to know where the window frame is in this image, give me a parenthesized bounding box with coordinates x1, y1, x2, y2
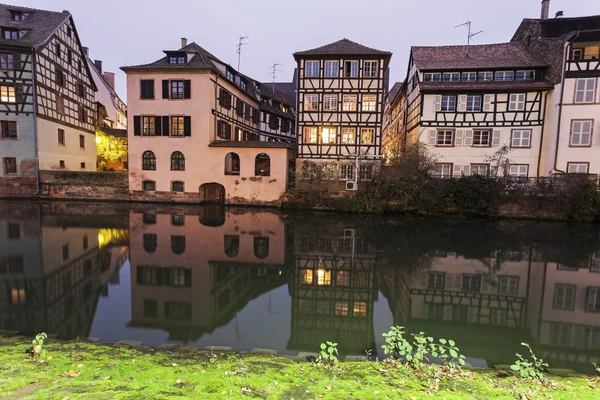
(570, 119, 593, 147)
(495, 71, 514, 81)
(303, 127, 318, 144)
(342, 94, 357, 111)
(171, 181, 184, 193)
(574, 78, 596, 104)
(442, 72, 461, 82)
(510, 129, 532, 148)
(362, 94, 377, 112)
(436, 129, 454, 147)
(304, 94, 319, 111)
(434, 163, 453, 178)
(516, 70, 535, 80)
(2, 157, 17, 175)
(466, 95, 482, 112)
(470, 164, 490, 177)
(170, 151, 185, 171)
(324, 60, 339, 77)
(0, 85, 15, 103)
(363, 61, 378, 78)
(553, 284, 576, 310)
(142, 180, 156, 192)
(472, 129, 491, 147)
(566, 162, 590, 174)
(423, 72, 441, 82)
(170, 116, 185, 137)
(360, 128, 375, 145)
(440, 95, 456, 112)
(508, 93, 526, 111)
(142, 151, 156, 170)
(508, 164, 529, 178)
(305, 61, 320, 77)
(140, 79, 155, 100)
(341, 127, 355, 144)
(323, 94, 337, 111)
(0, 120, 17, 139)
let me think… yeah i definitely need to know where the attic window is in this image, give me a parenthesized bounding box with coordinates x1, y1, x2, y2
(168, 56, 185, 64)
(1, 28, 19, 40)
(10, 11, 28, 21)
(240, 80, 247, 90)
(226, 70, 234, 82)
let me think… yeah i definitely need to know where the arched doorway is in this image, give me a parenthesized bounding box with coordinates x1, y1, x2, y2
(199, 183, 225, 204)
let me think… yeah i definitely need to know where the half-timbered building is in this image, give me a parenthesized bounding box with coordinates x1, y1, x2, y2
(381, 81, 406, 161)
(294, 39, 392, 191)
(0, 4, 97, 190)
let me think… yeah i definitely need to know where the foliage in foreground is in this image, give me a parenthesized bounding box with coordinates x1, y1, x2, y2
(510, 342, 549, 381)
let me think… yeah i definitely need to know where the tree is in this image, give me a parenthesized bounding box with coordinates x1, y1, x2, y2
(96, 128, 127, 171)
(484, 145, 513, 178)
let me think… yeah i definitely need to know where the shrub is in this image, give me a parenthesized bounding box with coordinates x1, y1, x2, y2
(510, 342, 548, 381)
(317, 341, 339, 364)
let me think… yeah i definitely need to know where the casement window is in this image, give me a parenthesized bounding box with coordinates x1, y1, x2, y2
(224, 152, 240, 175)
(168, 55, 185, 64)
(269, 115, 280, 130)
(0, 121, 17, 138)
(236, 100, 244, 117)
(10, 11, 28, 21)
(550, 324, 571, 346)
(427, 272, 445, 289)
(170, 151, 185, 171)
(322, 127, 336, 144)
(490, 309, 508, 326)
(360, 128, 375, 144)
(255, 153, 270, 177)
(324, 61, 339, 77)
(553, 284, 576, 310)
(303, 127, 318, 143)
(304, 94, 319, 111)
(340, 164, 355, 181)
(442, 72, 460, 82)
(142, 151, 156, 170)
(0, 85, 15, 102)
(434, 163, 452, 178)
(2, 157, 17, 174)
(436, 130, 454, 146)
(140, 80, 155, 99)
(499, 276, 519, 295)
(170, 80, 184, 99)
(0, 53, 13, 69)
(343, 95, 357, 111)
(509, 94, 526, 111)
(78, 107, 87, 123)
(516, 70, 535, 80)
(224, 235, 240, 257)
(567, 163, 589, 173)
(571, 48, 584, 60)
(219, 89, 232, 109)
(251, 109, 259, 123)
(170, 116, 185, 137)
(67, 49, 72, 64)
(171, 181, 184, 193)
(440, 95, 456, 112)
(142, 180, 156, 192)
(1, 28, 19, 40)
(359, 165, 373, 181)
(59, 160, 65, 168)
(7, 222, 20, 239)
(281, 119, 291, 133)
(217, 120, 232, 139)
(586, 287, 600, 312)
(575, 78, 596, 103)
(341, 127, 355, 144)
(511, 130, 531, 148)
(79, 134, 85, 149)
(142, 116, 156, 136)
(320, 164, 336, 180)
(363, 61, 378, 78)
(323, 95, 337, 111)
(240, 80, 247, 91)
(462, 275, 481, 292)
(305, 61, 319, 77)
(344, 60, 359, 77)
(470, 164, 489, 176)
(54, 70, 64, 87)
(570, 120, 593, 146)
(466, 95, 482, 112)
(509, 164, 529, 178)
(76, 82, 85, 97)
(478, 71, 493, 81)
(362, 94, 377, 112)
(423, 73, 441, 82)
(473, 130, 491, 146)
(244, 103, 252, 120)
(462, 72, 477, 81)
(495, 71, 514, 81)
(226, 69, 234, 82)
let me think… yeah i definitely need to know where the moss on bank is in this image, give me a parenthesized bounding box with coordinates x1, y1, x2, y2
(0, 337, 598, 399)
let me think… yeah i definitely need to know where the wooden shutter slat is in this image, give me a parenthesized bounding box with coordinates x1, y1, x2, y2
(162, 80, 169, 99)
(162, 116, 170, 136)
(184, 116, 191, 137)
(183, 80, 191, 99)
(133, 116, 141, 136)
(427, 129, 437, 146)
(13, 53, 20, 70)
(155, 116, 162, 136)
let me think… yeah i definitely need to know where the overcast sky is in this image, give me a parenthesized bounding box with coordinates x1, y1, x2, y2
(19, 0, 600, 102)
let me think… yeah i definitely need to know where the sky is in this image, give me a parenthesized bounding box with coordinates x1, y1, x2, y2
(18, 0, 600, 102)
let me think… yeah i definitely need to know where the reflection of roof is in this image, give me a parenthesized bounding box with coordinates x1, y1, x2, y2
(209, 141, 296, 149)
(294, 38, 392, 57)
(418, 80, 554, 93)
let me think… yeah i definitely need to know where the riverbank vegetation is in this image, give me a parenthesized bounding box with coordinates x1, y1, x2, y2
(0, 335, 599, 399)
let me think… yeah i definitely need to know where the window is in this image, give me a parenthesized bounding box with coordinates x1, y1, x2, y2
(78, 107, 87, 123)
(360, 165, 373, 181)
(323, 95, 337, 111)
(56, 96, 64, 114)
(254, 237, 269, 259)
(79, 134, 85, 149)
(466, 95, 482, 112)
(575, 78, 596, 103)
(478, 71, 493, 81)
(171, 151, 185, 171)
(344, 60, 359, 77)
(550, 324, 571, 346)
(340, 165, 355, 181)
(143, 180, 156, 192)
(67, 49, 72, 64)
(516, 70, 535, 80)
(427, 272, 445, 288)
(321, 127, 336, 144)
(495, 71, 514, 81)
(170, 116, 185, 136)
(217, 120, 231, 139)
(511, 130, 531, 148)
(571, 48, 584, 60)
(363, 61, 378, 78)
(78, 60, 82, 72)
(473, 130, 491, 146)
(255, 153, 270, 176)
(171, 181, 184, 193)
(471, 164, 489, 176)
(341, 128, 355, 144)
(170, 80, 184, 99)
(304, 94, 319, 111)
(140, 80, 155, 99)
(490, 309, 508, 326)
(441, 95, 456, 112)
(362, 94, 377, 112)
(587, 287, 600, 312)
(509, 164, 529, 178)
(76, 82, 84, 97)
(224, 153, 240, 175)
(142, 116, 155, 136)
(305, 61, 319, 77)
(434, 163, 452, 178)
(302, 163, 317, 179)
(10, 11, 27, 21)
(0, 85, 15, 102)
(343, 95, 357, 111)
(442, 72, 460, 82)
(553, 284, 576, 310)
(165, 302, 191, 320)
(240, 80, 247, 90)
(7, 222, 19, 239)
(142, 151, 156, 170)
(1, 28, 19, 40)
(171, 213, 184, 226)
(462, 72, 477, 81)
(269, 115, 280, 130)
(168, 55, 185, 64)
(324, 61, 339, 77)
(143, 213, 156, 224)
(353, 301, 367, 317)
(567, 163, 589, 173)
(436, 130, 453, 146)
(226, 69, 234, 81)
(499, 276, 519, 295)
(0, 121, 17, 138)
(462, 275, 481, 292)
(570, 120, 593, 146)
(0, 53, 13, 69)
(59, 160, 65, 168)
(224, 235, 240, 257)
(423, 73, 441, 82)
(509, 94, 526, 111)
(304, 127, 318, 143)
(2, 157, 17, 174)
(55, 43, 61, 57)
(360, 128, 375, 144)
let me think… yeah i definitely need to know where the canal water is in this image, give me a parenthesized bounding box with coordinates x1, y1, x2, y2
(1, 201, 599, 372)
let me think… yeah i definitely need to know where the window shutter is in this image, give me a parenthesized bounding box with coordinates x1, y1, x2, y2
(483, 95, 493, 112)
(162, 80, 169, 99)
(8, 122, 17, 137)
(155, 116, 162, 136)
(453, 165, 462, 178)
(492, 130, 501, 146)
(445, 274, 456, 290)
(13, 53, 21, 70)
(15, 85, 23, 103)
(236, 100, 244, 116)
(184, 116, 191, 136)
(427, 129, 437, 146)
(183, 80, 191, 99)
(162, 116, 170, 136)
(458, 95, 467, 112)
(434, 95, 442, 112)
(148, 81, 155, 99)
(464, 130, 473, 146)
(455, 130, 464, 146)
(134, 116, 141, 136)
(462, 165, 471, 176)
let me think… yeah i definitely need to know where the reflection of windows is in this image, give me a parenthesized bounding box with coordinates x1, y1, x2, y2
(317, 269, 331, 286)
(499, 276, 519, 294)
(0, 256, 24, 273)
(137, 266, 191, 287)
(10, 287, 25, 305)
(553, 284, 576, 310)
(452, 305, 468, 322)
(316, 300, 330, 315)
(254, 236, 269, 259)
(171, 213, 184, 226)
(298, 299, 313, 315)
(7, 222, 19, 239)
(255, 153, 270, 177)
(586, 287, 600, 312)
(143, 213, 156, 224)
(224, 235, 240, 257)
(335, 301, 348, 316)
(354, 271, 369, 287)
(427, 272, 445, 289)
(583, 327, 600, 349)
(300, 269, 313, 285)
(427, 303, 444, 320)
(490, 309, 507, 326)
(550, 324, 570, 347)
(171, 235, 186, 254)
(462, 275, 481, 292)
(62, 244, 69, 261)
(165, 302, 192, 320)
(353, 301, 367, 317)
(337, 271, 349, 286)
(144, 299, 158, 318)
(143, 233, 157, 253)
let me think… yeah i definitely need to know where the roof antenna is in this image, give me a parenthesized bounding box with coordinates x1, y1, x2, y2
(236, 35, 249, 71)
(455, 20, 483, 57)
(269, 63, 284, 93)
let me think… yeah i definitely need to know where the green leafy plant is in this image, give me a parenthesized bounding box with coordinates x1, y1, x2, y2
(594, 363, 600, 375)
(317, 341, 339, 364)
(510, 343, 548, 381)
(29, 332, 48, 359)
(382, 326, 413, 359)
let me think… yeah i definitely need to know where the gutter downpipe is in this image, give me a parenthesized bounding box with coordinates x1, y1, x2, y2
(552, 40, 572, 174)
(31, 47, 40, 194)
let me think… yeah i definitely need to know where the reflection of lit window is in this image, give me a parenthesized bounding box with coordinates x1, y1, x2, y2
(337, 271, 349, 286)
(553, 284, 575, 310)
(171, 235, 186, 255)
(317, 269, 331, 286)
(335, 301, 348, 316)
(172, 268, 187, 287)
(254, 236, 269, 259)
(353, 301, 367, 317)
(11, 288, 25, 305)
(300, 269, 313, 285)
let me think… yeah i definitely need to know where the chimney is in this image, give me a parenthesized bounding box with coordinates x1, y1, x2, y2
(555, 11, 564, 18)
(94, 59, 102, 74)
(541, 0, 550, 19)
(181, 37, 187, 48)
(82, 46, 89, 58)
(103, 72, 115, 89)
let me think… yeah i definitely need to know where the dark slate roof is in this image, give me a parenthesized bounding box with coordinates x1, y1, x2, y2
(262, 82, 295, 98)
(386, 82, 403, 105)
(209, 141, 295, 149)
(419, 80, 554, 93)
(294, 38, 392, 57)
(411, 42, 549, 71)
(0, 3, 69, 48)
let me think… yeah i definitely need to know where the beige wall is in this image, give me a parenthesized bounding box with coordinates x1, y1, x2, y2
(37, 118, 97, 171)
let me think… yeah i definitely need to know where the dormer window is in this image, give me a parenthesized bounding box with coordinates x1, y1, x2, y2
(10, 11, 28, 21)
(495, 71, 514, 81)
(240, 80, 247, 91)
(516, 70, 535, 80)
(1, 28, 19, 40)
(282, 106, 289, 113)
(423, 73, 441, 82)
(226, 70, 234, 82)
(168, 55, 185, 64)
(260, 96, 268, 104)
(442, 73, 460, 82)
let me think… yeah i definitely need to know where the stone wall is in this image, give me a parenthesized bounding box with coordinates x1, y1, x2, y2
(0, 177, 38, 198)
(38, 170, 129, 201)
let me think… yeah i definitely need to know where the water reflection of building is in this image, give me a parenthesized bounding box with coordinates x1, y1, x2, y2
(288, 221, 378, 354)
(128, 207, 290, 342)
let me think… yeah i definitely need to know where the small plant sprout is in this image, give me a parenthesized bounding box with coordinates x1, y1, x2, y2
(317, 341, 339, 364)
(594, 363, 600, 375)
(29, 332, 48, 359)
(510, 343, 548, 381)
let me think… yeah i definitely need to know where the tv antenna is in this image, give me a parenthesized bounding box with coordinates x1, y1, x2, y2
(236, 35, 249, 71)
(455, 20, 483, 57)
(269, 63, 284, 92)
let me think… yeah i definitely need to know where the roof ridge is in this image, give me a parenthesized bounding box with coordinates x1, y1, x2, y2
(0, 2, 69, 14)
(412, 42, 515, 50)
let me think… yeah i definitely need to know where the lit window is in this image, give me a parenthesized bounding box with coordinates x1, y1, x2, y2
(353, 301, 367, 317)
(362, 94, 377, 112)
(511, 130, 531, 148)
(343, 95, 357, 111)
(324, 61, 339, 77)
(142, 116, 155, 136)
(305, 61, 319, 77)
(170, 116, 185, 136)
(341, 128, 355, 144)
(509, 94, 525, 111)
(317, 269, 331, 285)
(304, 94, 319, 111)
(0, 85, 15, 102)
(321, 164, 336, 180)
(436, 130, 453, 146)
(11, 288, 25, 305)
(323, 95, 337, 111)
(337, 271, 350, 286)
(335, 302, 348, 316)
(321, 127, 336, 144)
(303, 127, 318, 143)
(360, 128, 374, 144)
(570, 120, 592, 146)
(363, 61, 378, 78)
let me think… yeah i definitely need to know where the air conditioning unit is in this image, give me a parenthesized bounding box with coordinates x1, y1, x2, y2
(344, 229, 356, 237)
(345, 181, 358, 191)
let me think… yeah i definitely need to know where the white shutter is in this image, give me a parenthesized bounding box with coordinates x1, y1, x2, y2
(464, 130, 473, 146)
(467, 307, 478, 323)
(483, 94, 493, 112)
(427, 129, 437, 146)
(453, 165, 462, 178)
(481, 276, 490, 293)
(492, 130, 501, 146)
(458, 95, 467, 112)
(462, 165, 471, 176)
(455, 129, 464, 146)
(434, 95, 442, 112)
